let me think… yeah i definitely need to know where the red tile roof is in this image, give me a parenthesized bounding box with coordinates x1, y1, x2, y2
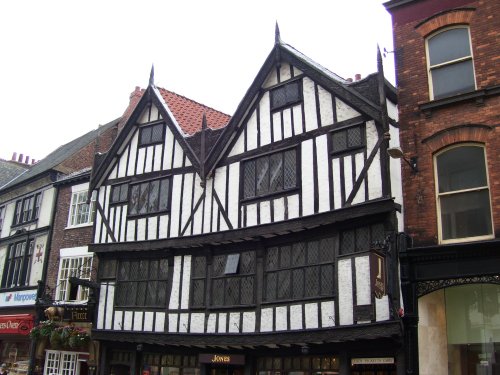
(158, 88, 231, 136)
(118, 86, 231, 136)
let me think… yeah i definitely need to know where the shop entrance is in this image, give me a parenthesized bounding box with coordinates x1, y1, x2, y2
(208, 365, 244, 375)
(351, 364, 396, 375)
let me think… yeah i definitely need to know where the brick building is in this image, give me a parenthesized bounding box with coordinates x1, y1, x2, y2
(384, 0, 500, 374)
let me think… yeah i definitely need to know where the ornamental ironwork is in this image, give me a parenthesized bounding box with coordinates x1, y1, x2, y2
(417, 275, 500, 297)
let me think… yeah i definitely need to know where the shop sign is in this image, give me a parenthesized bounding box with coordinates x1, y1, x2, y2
(0, 314, 34, 335)
(199, 354, 245, 365)
(351, 357, 394, 365)
(0, 289, 37, 307)
(63, 306, 92, 322)
(370, 251, 386, 299)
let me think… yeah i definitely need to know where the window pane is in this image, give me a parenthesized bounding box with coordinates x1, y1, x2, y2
(432, 59, 475, 99)
(244, 161, 256, 198)
(428, 28, 471, 66)
(141, 127, 152, 145)
(437, 146, 487, 193)
(151, 124, 163, 143)
(148, 180, 160, 212)
(256, 157, 270, 196)
(269, 153, 283, 193)
(347, 126, 362, 148)
(440, 189, 492, 240)
(284, 150, 296, 189)
(138, 183, 150, 214)
(332, 131, 347, 152)
(159, 179, 170, 211)
(129, 185, 140, 215)
(120, 184, 128, 201)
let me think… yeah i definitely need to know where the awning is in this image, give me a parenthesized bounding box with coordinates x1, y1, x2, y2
(0, 314, 34, 335)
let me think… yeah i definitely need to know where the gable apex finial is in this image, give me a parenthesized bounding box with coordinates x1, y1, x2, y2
(275, 21, 281, 44)
(149, 64, 155, 87)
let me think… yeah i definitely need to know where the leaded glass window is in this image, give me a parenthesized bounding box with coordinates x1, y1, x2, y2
(331, 124, 365, 154)
(243, 149, 297, 200)
(264, 237, 336, 302)
(270, 81, 302, 110)
(340, 223, 385, 255)
(129, 178, 170, 216)
(139, 123, 164, 147)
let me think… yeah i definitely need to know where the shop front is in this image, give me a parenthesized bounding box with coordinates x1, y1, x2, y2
(0, 314, 34, 375)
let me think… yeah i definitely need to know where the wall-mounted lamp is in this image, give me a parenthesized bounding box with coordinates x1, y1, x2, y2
(387, 147, 418, 173)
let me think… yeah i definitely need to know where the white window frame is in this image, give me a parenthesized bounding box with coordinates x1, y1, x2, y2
(434, 143, 494, 244)
(44, 350, 87, 375)
(55, 247, 93, 302)
(426, 26, 476, 100)
(67, 183, 95, 228)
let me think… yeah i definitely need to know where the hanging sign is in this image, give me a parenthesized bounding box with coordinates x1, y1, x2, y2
(370, 251, 386, 299)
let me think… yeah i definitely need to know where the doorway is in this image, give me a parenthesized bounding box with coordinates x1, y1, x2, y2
(208, 365, 244, 375)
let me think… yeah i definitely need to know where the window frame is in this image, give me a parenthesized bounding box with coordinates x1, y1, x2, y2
(434, 143, 493, 244)
(138, 123, 165, 147)
(240, 146, 299, 203)
(1, 239, 35, 288)
(55, 249, 93, 302)
(128, 177, 171, 218)
(0, 205, 5, 232)
(330, 123, 366, 156)
(269, 79, 303, 112)
(426, 26, 476, 100)
(67, 183, 95, 228)
(109, 183, 129, 205)
(12, 192, 42, 226)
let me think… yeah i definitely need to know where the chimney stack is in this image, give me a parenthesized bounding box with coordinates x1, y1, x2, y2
(346, 78, 353, 83)
(25, 155, 30, 164)
(355, 73, 361, 81)
(12, 152, 17, 161)
(18, 154, 24, 163)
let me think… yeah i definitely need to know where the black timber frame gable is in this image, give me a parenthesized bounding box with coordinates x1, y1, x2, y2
(203, 40, 388, 180)
(90, 85, 203, 192)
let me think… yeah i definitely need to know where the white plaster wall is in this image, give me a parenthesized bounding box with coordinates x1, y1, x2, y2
(136, 218, 146, 241)
(133, 311, 143, 331)
(262, 69, 278, 88)
(144, 312, 154, 331)
(259, 201, 271, 225)
(272, 112, 282, 142)
(303, 77, 318, 131)
(366, 121, 382, 200)
(97, 283, 107, 329)
(137, 107, 149, 124)
(153, 144, 162, 172)
(260, 308, 273, 332)
(290, 304, 303, 330)
(316, 135, 330, 212)
(120, 206, 129, 241)
(321, 301, 335, 327)
(190, 313, 205, 333)
(351, 152, 366, 205)
(387, 100, 398, 122)
(170, 174, 183, 236)
(336, 98, 361, 122)
(180, 173, 194, 233)
(218, 313, 227, 333)
(332, 158, 342, 209)
(338, 258, 353, 325)
(162, 128, 175, 170)
(318, 86, 334, 126)
(279, 64, 292, 82)
(105, 283, 115, 330)
(275, 306, 287, 331)
(260, 94, 271, 146)
(0, 247, 6, 278)
(155, 312, 165, 332)
(180, 255, 191, 309)
(206, 314, 217, 333)
(172, 140, 184, 169)
(126, 131, 139, 176)
(293, 105, 303, 136)
(147, 216, 158, 240)
(38, 188, 55, 227)
(118, 149, 128, 178)
(301, 139, 314, 216)
(113, 310, 123, 330)
(29, 235, 47, 285)
(227, 163, 240, 228)
(287, 194, 300, 219)
(168, 313, 178, 332)
(126, 220, 134, 242)
(375, 295, 390, 321)
(229, 312, 240, 333)
(192, 174, 204, 235)
(247, 111, 258, 151)
(124, 311, 133, 330)
(273, 197, 285, 222)
(305, 303, 319, 329)
(169, 256, 181, 309)
(228, 130, 245, 157)
(355, 256, 371, 305)
(242, 312, 256, 332)
(213, 166, 227, 225)
(283, 108, 293, 139)
(179, 313, 189, 332)
(109, 165, 117, 180)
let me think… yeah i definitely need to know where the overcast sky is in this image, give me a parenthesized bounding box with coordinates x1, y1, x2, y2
(0, 0, 395, 163)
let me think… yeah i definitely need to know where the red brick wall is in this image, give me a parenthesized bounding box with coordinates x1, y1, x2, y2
(389, 0, 500, 246)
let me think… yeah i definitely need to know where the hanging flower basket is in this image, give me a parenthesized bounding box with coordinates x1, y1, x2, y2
(30, 321, 90, 350)
(29, 320, 57, 340)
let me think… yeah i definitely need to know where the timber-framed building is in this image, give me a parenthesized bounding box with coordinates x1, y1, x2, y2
(89, 31, 404, 375)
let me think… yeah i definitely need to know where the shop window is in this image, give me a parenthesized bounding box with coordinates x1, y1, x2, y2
(129, 177, 170, 216)
(56, 254, 93, 301)
(264, 237, 335, 302)
(67, 183, 95, 228)
(426, 27, 475, 100)
(435, 144, 493, 243)
(211, 251, 255, 307)
(12, 192, 41, 226)
(115, 259, 168, 308)
(1, 239, 34, 288)
(242, 148, 297, 201)
(257, 355, 339, 375)
(141, 353, 199, 375)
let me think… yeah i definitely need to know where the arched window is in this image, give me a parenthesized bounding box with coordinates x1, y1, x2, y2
(426, 27, 475, 100)
(434, 144, 493, 243)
